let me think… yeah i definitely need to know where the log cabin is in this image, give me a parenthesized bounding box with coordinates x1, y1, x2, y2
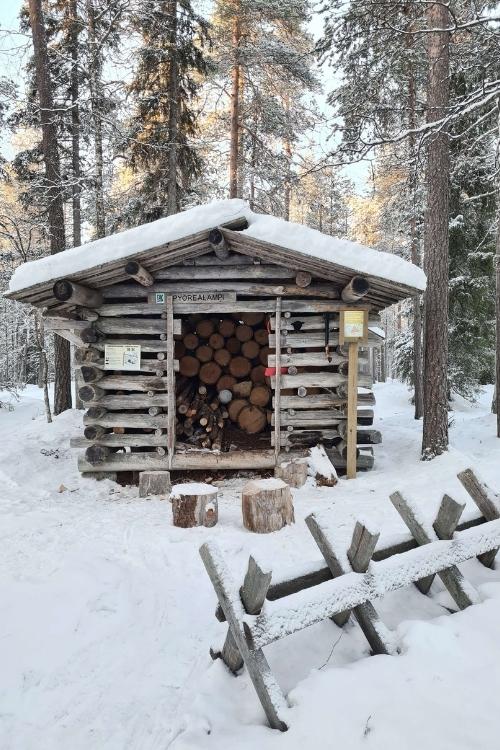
(5, 199, 426, 481)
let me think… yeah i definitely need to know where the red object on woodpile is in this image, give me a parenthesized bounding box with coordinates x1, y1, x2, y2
(264, 367, 287, 377)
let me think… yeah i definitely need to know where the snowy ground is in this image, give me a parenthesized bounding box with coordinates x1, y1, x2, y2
(1, 381, 499, 750)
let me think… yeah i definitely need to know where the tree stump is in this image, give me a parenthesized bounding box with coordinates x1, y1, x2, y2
(139, 470, 171, 497)
(275, 459, 308, 488)
(171, 483, 218, 528)
(241, 478, 294, 533)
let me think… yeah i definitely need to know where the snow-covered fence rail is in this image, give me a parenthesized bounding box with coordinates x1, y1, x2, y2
(199, 469, 500, 732)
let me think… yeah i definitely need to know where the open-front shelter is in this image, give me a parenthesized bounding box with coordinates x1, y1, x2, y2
(6, 199, 425, 480)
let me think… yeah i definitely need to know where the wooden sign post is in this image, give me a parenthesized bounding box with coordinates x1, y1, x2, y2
(165, 296, 176, 469)
(339, 309, 369, 479)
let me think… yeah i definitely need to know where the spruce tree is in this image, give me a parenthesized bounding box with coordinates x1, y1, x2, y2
(126, 0, 209, 223)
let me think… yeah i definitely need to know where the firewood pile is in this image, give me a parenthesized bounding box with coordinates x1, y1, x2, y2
(175, 313, 271, 449)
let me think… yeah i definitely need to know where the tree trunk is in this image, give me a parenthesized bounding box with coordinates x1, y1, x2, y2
(28, 0, 71, 415)
(379, 343, 386, 382)
(69, 0, 83, 409)
(229, 8, 240, 198)
(494, 104, 500, 433)
(69, 0, 81, 247)
(166, 0, 178, 215)
(34, 311, 52, 423)
(407, 26, 423, 420)
(86, 0, 106, 238)
(283, 136, 292, 221)
(422, 2, 450, 459)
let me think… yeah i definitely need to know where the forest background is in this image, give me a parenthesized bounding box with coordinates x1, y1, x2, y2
(0, 0, 499, 460)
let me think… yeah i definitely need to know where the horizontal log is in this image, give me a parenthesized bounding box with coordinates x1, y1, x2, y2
(272, 429, 340, 447)
(186, 253, 256, 266)
(80, 327, 100, 344)
(53, 279, 103, 307)
(125, 261, 154, 287)
(85, 445, 111, 465)
(71, 434, 168, 448)
(209, 227, 230, 259)
(269, 313, 380, 331)
(341, 276, 370, 302)
(356, 428, 382, 445)
(154, 264, 295, 280)
(328, 448, 375, 470)
(96, 318, 181, 335)
(96, 303, 169, 316)
(267, 351, 368, 373)
(75, 307, 99, 321)
(78, 448, 277, 472)
(75, 354, 178, 374)
(99, 300, 372, 317)
(103, 282, 341, 299)
(263, 511, 484, 604)
(271, 409, 346, 429)
(271, 373, 346, 389)
(85, 374, 168, 392)
(94, 339, 169, 353)
(84, 424, 107, 440)
(278, 394, 347, 409)
(83, 391, 168, 410)
(357, 391, 376, 405)
(269, 352, 367, 368)
(80, 366, 104, 384)
(269, 351, 343, 367)
(88, 393, 169, 410)
(79, 385, 104, 402)
(275, 411, 344, 428)
(269, 332, 382, 349)
(83, 412, 169, 428)
(43, 318, 91, 331)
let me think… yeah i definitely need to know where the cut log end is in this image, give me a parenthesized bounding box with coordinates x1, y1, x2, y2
(341, 275, 370, 302)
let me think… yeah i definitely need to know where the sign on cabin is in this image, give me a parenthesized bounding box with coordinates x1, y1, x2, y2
(340, 309, 368, 344)
(151, 291, 236, 304)
(104, 344, 141, 371)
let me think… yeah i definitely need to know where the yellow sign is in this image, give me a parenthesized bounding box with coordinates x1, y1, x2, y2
(104, 344, 141, 371)
(340, 309, 368, 344)
(344, 311, 365, 338)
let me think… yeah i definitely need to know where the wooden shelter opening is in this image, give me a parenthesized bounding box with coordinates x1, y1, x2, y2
(175, 311, 272, 452)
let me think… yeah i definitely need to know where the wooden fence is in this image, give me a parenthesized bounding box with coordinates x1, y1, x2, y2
(200, 468, 500, 731)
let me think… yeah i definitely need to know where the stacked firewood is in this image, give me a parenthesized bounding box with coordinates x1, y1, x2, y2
(174, 313, 272, 449)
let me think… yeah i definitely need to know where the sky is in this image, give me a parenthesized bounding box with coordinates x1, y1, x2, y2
(0, 0, 369, 193)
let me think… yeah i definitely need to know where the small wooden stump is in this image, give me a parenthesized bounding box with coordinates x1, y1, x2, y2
(242, 478, 294, 534)
(275, 459, 308, 488)
(139, 470, 171, 497)
(171, 482, 218, 528)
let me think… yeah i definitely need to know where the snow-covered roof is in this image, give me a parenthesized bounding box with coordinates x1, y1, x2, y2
(6, 199, 426, 307)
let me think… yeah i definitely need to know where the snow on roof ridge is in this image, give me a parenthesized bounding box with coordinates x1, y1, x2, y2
(243, 212, 426, 291)
(8, 198, 426, 294)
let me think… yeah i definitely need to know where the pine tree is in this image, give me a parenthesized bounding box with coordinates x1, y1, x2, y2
(209, 0, 319, 211)
(27, 0, 71, 414)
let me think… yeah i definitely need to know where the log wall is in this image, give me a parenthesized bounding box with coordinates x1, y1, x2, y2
(268, 309, 379, 468)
